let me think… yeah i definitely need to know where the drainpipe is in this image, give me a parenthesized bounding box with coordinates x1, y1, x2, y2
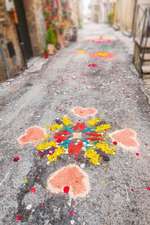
(132, 0, 138, 37)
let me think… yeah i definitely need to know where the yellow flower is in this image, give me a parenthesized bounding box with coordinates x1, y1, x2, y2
(49, 123, 63, 131)
(87, 118, 101, 127)
(95, 124, 111, 132)
(56, 146, 64, 156)
(85, 149, 101, 165)
(96, 52, 109, 57)
(77, 49, 87, 54)
(62, 116, 73, 126)
(44, 134, 51, 139)
(36, 141, 56, 151)
(47, 147, 64, 163)
(96, 142, 116, 155)
(47, 153, 57, 163)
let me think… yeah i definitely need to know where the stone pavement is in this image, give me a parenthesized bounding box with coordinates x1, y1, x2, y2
(0, 23, 150, 225)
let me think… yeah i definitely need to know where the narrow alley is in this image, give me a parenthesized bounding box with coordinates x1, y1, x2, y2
(0, 23, 150, 225)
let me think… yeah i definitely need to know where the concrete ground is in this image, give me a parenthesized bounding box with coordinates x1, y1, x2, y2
(0, 23, 150, 225)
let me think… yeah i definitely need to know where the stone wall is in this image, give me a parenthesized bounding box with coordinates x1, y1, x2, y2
(0, 0, 23, 81)
(114, 0, 136, 34)
(69, 0, 82, 27)
(23, 0, 46, 56)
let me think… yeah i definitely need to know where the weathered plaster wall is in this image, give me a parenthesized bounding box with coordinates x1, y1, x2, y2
(114, 0, 135, 33)
(23, 0, 46, 56)
(0, 0, 23, 81)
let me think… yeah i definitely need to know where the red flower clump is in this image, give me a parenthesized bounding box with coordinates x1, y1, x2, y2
(16, 214, 23, 222)
(63, 186, 70, 194)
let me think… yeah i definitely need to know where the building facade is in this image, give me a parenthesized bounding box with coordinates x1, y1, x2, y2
(0, 0, 46, 81)
(113, 0, 150, 34)
(90, 0, 115, 23)
(0, 0, 82, 82)
(113, 0, 136, 34)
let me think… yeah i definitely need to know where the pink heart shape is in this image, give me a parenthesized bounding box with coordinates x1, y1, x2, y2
(72, 107, 97, 118)
(18, 126, 46, 145)
(47, 164, 90, 199)
(110, 128, 140, 150)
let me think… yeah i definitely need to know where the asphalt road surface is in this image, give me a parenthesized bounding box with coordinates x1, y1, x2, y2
(0, 23, 150, 225)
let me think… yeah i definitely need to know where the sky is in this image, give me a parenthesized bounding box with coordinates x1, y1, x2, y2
(82, 0, 90, 15)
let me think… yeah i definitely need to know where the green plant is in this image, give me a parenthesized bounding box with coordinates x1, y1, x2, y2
(107, 11, 114, 25)
(45, 27, 57, 46)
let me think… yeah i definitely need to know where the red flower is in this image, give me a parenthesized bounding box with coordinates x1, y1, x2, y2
(30, 186, 36, 193)
(16, 214, 23, 222)
(54, 130, 70, 143)
(63, 186, 70, 194)
(69, 210, 76, 216)
(13, 155, 20, 162)
(85, 132, 103, 141)
(68, 140, 83, 159)
(73, 122, 86, 131)
(44, 51, 49, 59)
(145, 187, 150, 191)
(88, 63, 97, 68)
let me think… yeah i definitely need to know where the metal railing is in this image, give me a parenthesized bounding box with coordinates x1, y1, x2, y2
(133, 4, 150, 42)
(133, 3, 150, 77)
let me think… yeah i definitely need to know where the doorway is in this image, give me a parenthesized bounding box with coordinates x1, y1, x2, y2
(14, 0, 33, 61)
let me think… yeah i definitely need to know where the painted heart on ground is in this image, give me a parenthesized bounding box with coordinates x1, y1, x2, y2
(72, 107, 97, 118)
(18, 126, 46, 145)
(110, 128, 140, 150)
(47, 164, 90, 199)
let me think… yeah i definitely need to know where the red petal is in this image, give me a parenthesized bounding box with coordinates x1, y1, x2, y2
(30, 187, 36, 193)
(16, 214, 23, 222)
(68, 141, 83, 159)
(13, 155, 20, 162)
(55, 135, 67, 143)
(113, 141, 118, 145)
(87, 137, 103, 141)
(73, 122, 86, 131)
(85, 132, 102, 137)
(145, 187, 150, 191)
(63, 186, 70, 193)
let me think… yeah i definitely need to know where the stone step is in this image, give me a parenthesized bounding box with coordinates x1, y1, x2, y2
(140, 53, 150, 61)
(143, 74, 150, 79)
(135, 37, 150, 49)
(142, 65, 150, 74)
(144, 79, 150, 86)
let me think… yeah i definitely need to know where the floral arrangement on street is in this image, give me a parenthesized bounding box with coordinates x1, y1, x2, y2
(16, 107, 141, 223)
(18, 110, 117, 166)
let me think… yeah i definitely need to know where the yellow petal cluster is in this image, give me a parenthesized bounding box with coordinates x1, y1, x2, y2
(62, 116, 73, 126)
(85, 149, 101, 165)
(47, 147, 64, 163)
(96, 142, 116, 155)
(96, 52, 109, 57)
(36, 141, 56, 151)
(95, 124, 111, 132)
(77, 49, 87, 54)
(87, 118, 101, 127)
(49, 123, 63, 131)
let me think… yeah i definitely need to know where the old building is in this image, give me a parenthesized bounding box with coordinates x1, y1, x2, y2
(0, 0, 46, 81)
(0, 0, 23, 81)
(133, 0, 150, 89)
(69, 0, 83, 27)
(89, 0, 115, 23)
(0, 0, 82, 82)
(113, 0, 136, 34)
